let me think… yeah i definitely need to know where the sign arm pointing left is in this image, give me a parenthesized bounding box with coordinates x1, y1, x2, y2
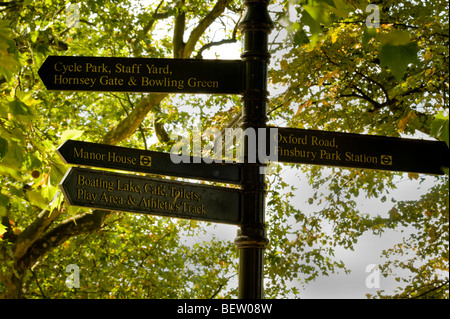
(57, 139, 243, 184)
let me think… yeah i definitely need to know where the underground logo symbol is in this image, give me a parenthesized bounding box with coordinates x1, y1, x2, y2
(380, 155, 392, 165)
(140, 155, 152, 167)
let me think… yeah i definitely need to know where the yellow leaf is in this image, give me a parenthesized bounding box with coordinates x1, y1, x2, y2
(326, 72, 333, 81)
(408, 172, 419, 180)
(296, 99, 312, 115)
(0, 223, 6, 237)
(331, 29, 339, 43)
(398, 111, 415, 132)
(318, 76, 325, 86)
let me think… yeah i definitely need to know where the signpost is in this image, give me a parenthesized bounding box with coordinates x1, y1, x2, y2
(39, 0, 449, 301)
(57, 139, 242, 184)
(234, 0, 273, 299)
(60, 167, 241, 225)
(272, 126, 449, 175)
(38, 56, 243, 94)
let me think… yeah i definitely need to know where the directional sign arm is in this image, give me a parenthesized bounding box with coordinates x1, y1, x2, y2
(39, 56, 243, 94)
(272, 127, 449, 175)
(60, 167, 242, 225)
(57, 139, 242, 184)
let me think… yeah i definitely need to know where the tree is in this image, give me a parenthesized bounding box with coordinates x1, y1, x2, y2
(1, 0, 241, 299)
(268, 0, 448, 298)
(1, 0, 448, 299)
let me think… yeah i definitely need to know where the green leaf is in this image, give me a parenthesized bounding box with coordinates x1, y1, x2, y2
(378, 30, 411, 46)
(430, 113, 449, 147)
(26, 190, 49, 209)
(0, 139, 24, 172)
(30, 30, 39, 43)
(0, 21, 19, 80)
(23, 152, 43, 171)
(362, 27, 377, 48)
(379, 42, 419, 81)
(293, 30, 310, 46)
(49, 162, 67, 187)
(0, 20, 15, 49)
(58, 129, 84, 144)
(0, 193, 9, 217)
(0, 137, 7, 162)
(300, 8, 322, 37)
(9, 99, 35, 118)
(303, 4, 332, 27)
(329, 0, 353, 18)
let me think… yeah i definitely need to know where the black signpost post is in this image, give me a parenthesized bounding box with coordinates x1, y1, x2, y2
(234, 0, 273, 299)
(39, 0, 449, 302)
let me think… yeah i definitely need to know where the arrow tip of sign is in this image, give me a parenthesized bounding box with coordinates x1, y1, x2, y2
(37, 56, 53, 86)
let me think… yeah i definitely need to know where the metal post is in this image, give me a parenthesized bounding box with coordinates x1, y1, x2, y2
(235, 0, 273, 299)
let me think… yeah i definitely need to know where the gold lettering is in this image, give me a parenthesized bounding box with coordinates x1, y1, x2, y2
(311, 136, 337, 148)
(85, 63, 109, 73)
(73, 147, 106, 161)
(127, 195, 135, 206)
(141, 77, 184, 89)
(170, 187, 200, 201)
(117, 179, 141, 193)
(107, 152, 137, 165)
(320, 150, 342, 161)
(187, 78, 218, 89)
(145, 64, 170, 74)
(276, 133, 307, 145)
(144, 184, 167, 196)
(54, 62, 82, 74)
(115, 63, 141, 73)
(99, 192, 123, 204)
(139, 196, 179, 211)
(182, 202, 206, 214)
(77, 174, 114, 191)
(276, 146, 317, 161)
(53, 75, 97, 87)
(345, 152, 377, 163)
(77, 189, 97, 203)
(100, 75, 124, 86)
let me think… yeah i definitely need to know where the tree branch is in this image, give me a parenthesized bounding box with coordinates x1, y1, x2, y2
(183, 0, 234, 58)
(355, 69, 391, 105)
(101, 93, 167, 145)
(142, 0, 167, 36)
(196, 16, 240, 59)
(102, 0, 235, 146)
(339, 85, 384, 111)
(13, 208, 63, 262)
(17, 210, 113, 271)
(173, 0, 186, 58)
(410, 279, 449, 299)
(131, 0, 171, 57)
